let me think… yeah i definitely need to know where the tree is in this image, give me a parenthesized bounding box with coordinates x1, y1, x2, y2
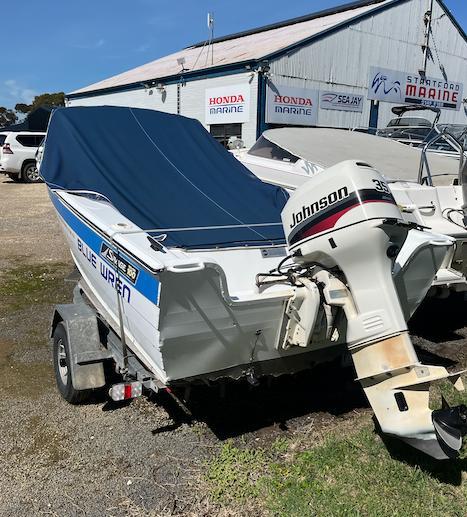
(31, 92, 65, 110)
(14, 103, 31, 114)
(14, 92, 65, 114)
(0, 107, 17, 127)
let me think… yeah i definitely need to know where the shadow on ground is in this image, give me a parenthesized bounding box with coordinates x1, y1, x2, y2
(146, 294, 467, 442)
(410, 292, 467, 343)
(381, 432, 467, 485)
(150, 360, 367, 440)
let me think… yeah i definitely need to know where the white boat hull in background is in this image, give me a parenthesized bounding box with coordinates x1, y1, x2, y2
(234, 136, 467, 293)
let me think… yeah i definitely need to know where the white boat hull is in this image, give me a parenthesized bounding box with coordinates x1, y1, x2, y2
(50, 189, 342, 384)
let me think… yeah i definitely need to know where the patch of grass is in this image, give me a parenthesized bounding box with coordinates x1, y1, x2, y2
(205, 420, 467, 517)
(265, 426, 467, 517)
(432, 378, 467, 409)
(0, 263, 71, 311)
(205, 441, 269, 503)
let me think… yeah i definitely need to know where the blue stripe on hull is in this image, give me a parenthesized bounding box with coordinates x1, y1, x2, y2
(50, 191, 160, 304)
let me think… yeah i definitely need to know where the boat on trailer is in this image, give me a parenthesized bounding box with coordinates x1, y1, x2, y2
(234, 126, 467, 293)
(41, 106, 467, 459)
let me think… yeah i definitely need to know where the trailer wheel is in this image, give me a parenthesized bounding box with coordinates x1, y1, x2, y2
(52, 322, 90, 404)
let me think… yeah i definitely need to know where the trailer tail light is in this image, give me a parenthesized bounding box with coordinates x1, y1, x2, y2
(109, 381, 143, 401)
(2, 143, 13, 154)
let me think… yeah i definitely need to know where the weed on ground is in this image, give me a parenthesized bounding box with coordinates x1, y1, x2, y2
(0, 262, 72, 311)
(206, 400, 467, 517)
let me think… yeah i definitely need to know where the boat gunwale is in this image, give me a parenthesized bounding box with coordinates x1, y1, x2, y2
(51, 188, 294, 306)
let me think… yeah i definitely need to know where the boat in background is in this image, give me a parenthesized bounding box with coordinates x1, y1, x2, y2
(376, 105, 467, 160)
(235, 127, 467, 293)
(40, 106, 467, 459)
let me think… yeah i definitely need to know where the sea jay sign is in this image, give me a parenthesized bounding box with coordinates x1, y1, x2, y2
(266, 83, 319, 125)
(205, 84, 250, 124)
(320, 91, 364, 112)
(368, 66, 463, 111)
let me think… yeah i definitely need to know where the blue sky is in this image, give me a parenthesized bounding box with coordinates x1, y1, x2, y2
(0, 0, 465, 108)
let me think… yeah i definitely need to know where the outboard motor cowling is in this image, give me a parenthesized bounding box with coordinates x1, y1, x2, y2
(282, 160, 407, 347)
(284, 160, 402, 251)
(281, 160, 466, 459)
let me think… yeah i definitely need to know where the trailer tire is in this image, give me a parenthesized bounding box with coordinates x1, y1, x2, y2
(53, 322, 91, 404)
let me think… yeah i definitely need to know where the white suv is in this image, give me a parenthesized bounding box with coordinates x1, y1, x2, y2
(0, 131, 45, 183)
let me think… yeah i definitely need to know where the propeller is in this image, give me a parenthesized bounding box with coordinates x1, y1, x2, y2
(431, 402, 467, 459)
(402, 402, 467, 460)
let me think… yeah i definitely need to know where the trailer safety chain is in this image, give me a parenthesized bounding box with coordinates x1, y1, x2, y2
(111, 234, 130, 371)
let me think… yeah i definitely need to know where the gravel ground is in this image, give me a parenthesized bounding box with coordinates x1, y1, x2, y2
(1, 177, 467, 516)
(0, 179, 69, 269)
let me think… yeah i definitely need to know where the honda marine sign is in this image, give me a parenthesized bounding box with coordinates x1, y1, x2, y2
(368, 66, 463, 111)
(205, 84, 250, 124)
(266, 84, 318, 125)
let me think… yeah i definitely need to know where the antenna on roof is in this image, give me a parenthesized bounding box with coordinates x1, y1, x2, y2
(207, 12, 214, 65)
(192, 13, 215, 71)
(177, 56, 188, 72)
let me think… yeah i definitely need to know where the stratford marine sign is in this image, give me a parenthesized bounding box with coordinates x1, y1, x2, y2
(368, 66, 463, 111)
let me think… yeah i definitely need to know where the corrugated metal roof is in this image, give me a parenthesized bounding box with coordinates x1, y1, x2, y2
(71, 0, 394, 95)
(189, 0, 392, 47)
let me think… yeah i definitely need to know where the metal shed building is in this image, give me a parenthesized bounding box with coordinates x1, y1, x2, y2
(66, 0, 467, 148)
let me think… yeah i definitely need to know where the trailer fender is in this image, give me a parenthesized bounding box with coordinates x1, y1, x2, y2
(50, 303, 111, 390)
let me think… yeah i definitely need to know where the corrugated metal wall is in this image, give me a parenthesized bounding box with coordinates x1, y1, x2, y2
(269, 0, 467, 128)
(67, 84, 178, 113)
(68, 0, 466, 141)
(68, 72, 258, 145)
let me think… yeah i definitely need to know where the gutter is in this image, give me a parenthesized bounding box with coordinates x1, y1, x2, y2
(66, 62, 256, 101)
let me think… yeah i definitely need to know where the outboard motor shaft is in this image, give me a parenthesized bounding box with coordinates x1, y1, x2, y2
(281, 160, 466, 459)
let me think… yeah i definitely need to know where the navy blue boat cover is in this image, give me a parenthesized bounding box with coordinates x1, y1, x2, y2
(41, 106, 288, 249)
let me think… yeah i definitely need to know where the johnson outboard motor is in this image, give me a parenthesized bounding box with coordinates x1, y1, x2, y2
(280, 160, 466, 459)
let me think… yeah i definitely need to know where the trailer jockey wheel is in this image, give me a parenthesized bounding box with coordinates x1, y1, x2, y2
(52, 322, 90, 404)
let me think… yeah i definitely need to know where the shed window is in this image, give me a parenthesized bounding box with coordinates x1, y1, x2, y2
(210, 123, 242, 148)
